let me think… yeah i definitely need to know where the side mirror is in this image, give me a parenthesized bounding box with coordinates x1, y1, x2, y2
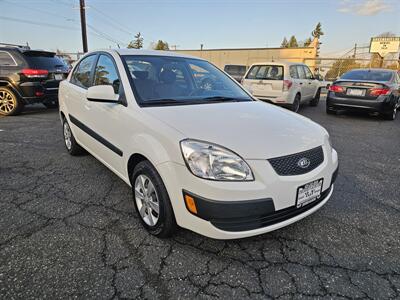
(87, 85, 119, 103)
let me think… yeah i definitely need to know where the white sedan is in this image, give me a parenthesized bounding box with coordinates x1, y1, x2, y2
(59, 49, 338, 239)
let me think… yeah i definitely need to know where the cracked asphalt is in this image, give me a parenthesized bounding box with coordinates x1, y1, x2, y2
(1, 97, 400, 299)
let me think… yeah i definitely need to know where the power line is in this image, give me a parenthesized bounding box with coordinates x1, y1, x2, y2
(89, 5, 133, 36)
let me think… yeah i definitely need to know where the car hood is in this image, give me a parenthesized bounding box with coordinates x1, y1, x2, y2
(145, 101, 328, 159)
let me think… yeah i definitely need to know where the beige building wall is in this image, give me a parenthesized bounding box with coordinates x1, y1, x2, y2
(175, 40, 319, 71)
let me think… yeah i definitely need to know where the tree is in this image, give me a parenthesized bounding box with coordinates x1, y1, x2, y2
(288, 36, 298, 48)
(153, 40, 169, 50)
(311, 22, 324, 39)
(280, 37, 289, 48)
(303, 37, 312, 47)
(127, 32, 144, 49)
(325, 58, 362, 80)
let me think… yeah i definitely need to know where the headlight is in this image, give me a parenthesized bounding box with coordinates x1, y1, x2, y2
(180, 139, 254, 181)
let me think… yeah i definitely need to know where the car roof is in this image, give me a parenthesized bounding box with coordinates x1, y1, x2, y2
(344, 68, 396, 73)
(249, 61, 301, 67)
(100, 48, 203, 60)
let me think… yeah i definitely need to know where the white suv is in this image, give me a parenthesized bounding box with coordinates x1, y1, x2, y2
(59, 49, 338, 240)
(242, 62, 321, 112)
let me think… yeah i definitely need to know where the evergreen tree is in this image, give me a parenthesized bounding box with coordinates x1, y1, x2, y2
(311, 22, 324, 39)
(153, 40, 169, 50)
(127, 32, 144, 49)
(303, 37, 312, 47)
(288, 36, 298, 48)
(280, 37, 289, 48)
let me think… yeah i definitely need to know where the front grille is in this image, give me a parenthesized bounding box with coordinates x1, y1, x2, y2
(268, 146, 324, 176)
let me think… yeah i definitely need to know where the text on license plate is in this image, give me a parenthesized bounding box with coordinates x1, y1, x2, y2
(347, 88, 365, 96)
(296, 179, 323, 208)
(54, 74, 63, 80)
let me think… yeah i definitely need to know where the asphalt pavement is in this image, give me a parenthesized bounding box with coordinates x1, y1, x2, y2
(0, 97, 399, 299)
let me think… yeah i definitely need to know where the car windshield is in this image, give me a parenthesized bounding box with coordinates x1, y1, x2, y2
(122, 55, 253, 106)
(341, 70, 393, 82)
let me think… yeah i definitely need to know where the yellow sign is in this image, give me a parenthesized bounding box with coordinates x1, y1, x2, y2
(370, 37, 400, 57)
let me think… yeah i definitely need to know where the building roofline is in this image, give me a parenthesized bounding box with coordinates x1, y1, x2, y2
(175, 46, 315, 52)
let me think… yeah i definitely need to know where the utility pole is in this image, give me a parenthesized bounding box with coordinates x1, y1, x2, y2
(353, 43, 357, 58)
(79, 0, 88, 53)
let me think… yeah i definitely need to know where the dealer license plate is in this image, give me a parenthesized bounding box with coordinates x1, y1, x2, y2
(346, 88, 365, 96)
(296, 179, 323, 208)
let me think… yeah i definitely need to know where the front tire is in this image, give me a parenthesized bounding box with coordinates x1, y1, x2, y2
(62, 118, 85, 155)
(310, 88, 321, 106)
(0, 87, 24, 116)
(131, 161, 177, 238)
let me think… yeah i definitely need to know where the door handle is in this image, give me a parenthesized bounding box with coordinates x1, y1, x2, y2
(299, 82, 303, 85)
(308, 82, 312, 84)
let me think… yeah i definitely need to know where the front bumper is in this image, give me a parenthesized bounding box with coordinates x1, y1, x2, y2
(157, 145, 338, 239)
(326, 92, 394, 113)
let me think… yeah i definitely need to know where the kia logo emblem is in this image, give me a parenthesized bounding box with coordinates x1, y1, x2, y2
(297, 157, 311, 169)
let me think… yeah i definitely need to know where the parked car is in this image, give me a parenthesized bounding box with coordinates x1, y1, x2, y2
(326, 68, 400, 120)
(314, 74, 332, 90)
(0, 45, 69, 116)
(241, 62, 321, 112)
(224, 64, 247, 82)
(59, 49, 338, 239)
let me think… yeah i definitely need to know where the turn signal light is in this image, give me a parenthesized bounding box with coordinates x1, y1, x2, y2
(21, 69, 49, 78)
(184, 194, 197, 214)
(369, 88, 390, 96)
(329, 85, 344, 93)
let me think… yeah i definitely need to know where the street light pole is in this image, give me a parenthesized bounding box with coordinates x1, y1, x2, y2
(79, 0, 88, 53)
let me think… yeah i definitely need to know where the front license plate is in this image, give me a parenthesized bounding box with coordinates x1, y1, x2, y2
(296, 179, 323, 208)
(54, 74, 63, 80)
(347, 88, 365, 96)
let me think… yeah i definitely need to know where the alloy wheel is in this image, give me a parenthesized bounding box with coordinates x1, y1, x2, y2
(0, 90, 16, 114)
(134, 175, 160, 226)
(63, 122, 72, 150)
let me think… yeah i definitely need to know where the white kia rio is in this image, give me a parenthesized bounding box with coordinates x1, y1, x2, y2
(59, 49, 338, 239)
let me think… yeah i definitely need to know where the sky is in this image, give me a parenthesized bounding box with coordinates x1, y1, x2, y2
(0, 0, 399, 56)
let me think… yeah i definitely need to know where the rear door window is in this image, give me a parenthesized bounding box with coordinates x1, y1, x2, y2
(23, 51, 68, 70)
(341, 70, 393, 81)
(246, 65, 283, 80)
(296, 65, 306, 79)
(0, 51, 17, 66)
(289, 66, 298, 79)
(71, 55, 97, 89)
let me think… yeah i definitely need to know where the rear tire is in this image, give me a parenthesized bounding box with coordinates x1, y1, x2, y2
(0, 87, 24, 116)
(131, 161, 177, 238)
(383, 107, 397, 121)
(310, 88, 321, 106)
(291, 94, 301, 113)
(326, 106, 337, 115)
(62, 117, 85, 155)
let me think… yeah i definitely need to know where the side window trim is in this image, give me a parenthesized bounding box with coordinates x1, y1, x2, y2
(0, 51, 18, 66)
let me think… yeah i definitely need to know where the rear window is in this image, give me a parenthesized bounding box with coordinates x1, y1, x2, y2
(23, 51, 68, 70)
(224, 65, 247, 76)
(341, 70, 393, 82)
(246, 65, 283, 80)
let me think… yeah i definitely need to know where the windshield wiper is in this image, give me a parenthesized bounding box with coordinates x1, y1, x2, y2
(141, 99, 187, 106)
(200, 96, 249, 102)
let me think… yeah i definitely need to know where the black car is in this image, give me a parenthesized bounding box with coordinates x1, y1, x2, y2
(326, 68, 400, 120)
(0, 45, 69, 116)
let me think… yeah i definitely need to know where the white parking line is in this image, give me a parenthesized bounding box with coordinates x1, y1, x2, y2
(0, 129, 4, 132)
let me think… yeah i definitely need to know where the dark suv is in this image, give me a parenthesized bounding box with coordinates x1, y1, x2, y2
(0, 45, 69, 116)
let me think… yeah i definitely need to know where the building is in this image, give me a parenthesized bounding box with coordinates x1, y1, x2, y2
(175, 38, 319, 71)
